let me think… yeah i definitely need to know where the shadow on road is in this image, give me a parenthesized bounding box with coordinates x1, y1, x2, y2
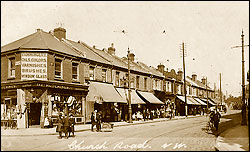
(201, 112, 241, 136)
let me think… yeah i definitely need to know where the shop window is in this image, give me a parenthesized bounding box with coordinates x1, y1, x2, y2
(8, 57, 15, 78)
(102, 69, 107, 82)
(115, 71, 120, 86)
(89, 66, 95, 80)
(55, 58, 62, 78)
(136, 76, 140, 89)
(1, 98, 17, 120)
(72, 62, 79, 81)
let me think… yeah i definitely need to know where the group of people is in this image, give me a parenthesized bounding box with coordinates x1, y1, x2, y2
(56, 113, 75, 139)
(91, 110, 102, 132)
(209, 107, 221, 131)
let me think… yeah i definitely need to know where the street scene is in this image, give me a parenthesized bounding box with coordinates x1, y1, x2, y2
(1, 1, 249, 151)
(1, 110, 245, 151)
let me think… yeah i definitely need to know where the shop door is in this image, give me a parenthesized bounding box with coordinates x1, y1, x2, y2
(29, 103, 42, 126)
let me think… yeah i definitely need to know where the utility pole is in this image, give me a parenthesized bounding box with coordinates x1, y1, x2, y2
(181, 42, 188, 117)
(232, 30, 249, 126)
(127, 48, 133, 123)
(206, 77, 209, 110)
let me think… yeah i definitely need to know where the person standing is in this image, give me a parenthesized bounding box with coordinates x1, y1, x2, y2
(64, 114, 70, 139)
(69, 114, 75, 137)
(213, 108, 221, 131)
(57, 114, 63, 139)
(91, 112, 96, 132)
(96, 111, 102, 132)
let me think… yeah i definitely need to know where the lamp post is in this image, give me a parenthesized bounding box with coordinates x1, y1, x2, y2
(231, 30, 249, 126)
(127, 48, 133, 123)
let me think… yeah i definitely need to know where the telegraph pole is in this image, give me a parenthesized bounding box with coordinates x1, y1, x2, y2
(232, 30, 249, 126)
(181, 42, 188, 117)
(127, 48, 133, 123)
(206, 77, 209, 109)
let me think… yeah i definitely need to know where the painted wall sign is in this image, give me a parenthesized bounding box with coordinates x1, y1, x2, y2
(21, 52, 47, 80)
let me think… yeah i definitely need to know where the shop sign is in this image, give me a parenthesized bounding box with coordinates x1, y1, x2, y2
(21, 52, 47, 80)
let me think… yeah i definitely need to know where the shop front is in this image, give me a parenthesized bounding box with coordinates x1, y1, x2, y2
(1, 80, 88, 129)
(86, 81, 127, 123)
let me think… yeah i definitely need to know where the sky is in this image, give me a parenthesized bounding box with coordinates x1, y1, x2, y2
(1, 1, 249, 97)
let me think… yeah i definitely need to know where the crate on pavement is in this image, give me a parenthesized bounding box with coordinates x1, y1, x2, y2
(101, 122, 114, 132)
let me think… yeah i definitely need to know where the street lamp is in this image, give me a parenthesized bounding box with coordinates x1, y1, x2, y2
(127, 48, 133, 123)
(231, 30, 249, 126)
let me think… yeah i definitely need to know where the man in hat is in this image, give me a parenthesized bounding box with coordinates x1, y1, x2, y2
(57, 114, 63, 139)
(69, 114, 75, 137)
(63, 114, 70, 139)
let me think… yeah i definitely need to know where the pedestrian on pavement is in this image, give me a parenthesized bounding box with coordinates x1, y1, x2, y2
(96, 111, 102, 132)
(91, 111, 96, 132)
(213, 108, 221, 131)
(56, 114, 63, 139)
(63, 114, 70, 139)
(143, 109, 146, 121)
(69, 114, 75, 137)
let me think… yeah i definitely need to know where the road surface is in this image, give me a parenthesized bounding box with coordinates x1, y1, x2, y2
(1, 110, 241, 151)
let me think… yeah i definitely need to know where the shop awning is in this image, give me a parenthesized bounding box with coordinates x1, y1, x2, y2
(176, 95, 196, 105)
(136, 91, 164, 104)
(86, 82, 127, 103)
(193, 97, 207, 106)
(200, 98, 216, 106)
(116, 88, 146, 104)
(187, 96, 201, 105)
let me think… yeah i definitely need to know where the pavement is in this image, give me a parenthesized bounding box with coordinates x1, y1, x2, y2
(1, 115, 202, 136)
(215, 124, 249, 151)
(215, 110, 249, 151)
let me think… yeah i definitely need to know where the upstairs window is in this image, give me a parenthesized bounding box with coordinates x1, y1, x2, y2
(55, 58, 62, 78)
(9, 57, 15, 78)
(72, 62, 79, 81)
(101, 69, 107, 82)
(136, 76, 140, 89)
(115, 72, 120, 86)
(144, 77, 147, 90)
(89, 66, 95, 80)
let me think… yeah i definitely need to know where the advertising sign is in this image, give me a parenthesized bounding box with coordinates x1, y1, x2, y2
(21, 52, 47, 80)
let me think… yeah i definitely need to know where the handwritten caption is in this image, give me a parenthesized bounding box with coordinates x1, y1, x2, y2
(68, 140, 187, 150)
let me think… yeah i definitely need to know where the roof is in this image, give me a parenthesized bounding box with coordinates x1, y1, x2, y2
(91, 47, 128, 69)
(137, 62, 164, 78)
(1, 30, 83, 57)
(186, 76, 212, 90)
(64, 39, 111, 64)
(121, 57, 154, 75)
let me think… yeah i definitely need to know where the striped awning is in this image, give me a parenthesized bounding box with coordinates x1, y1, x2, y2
(86, 82, 127, 103)
(116, 88, 146, 104)
(136, 91, 164, 104)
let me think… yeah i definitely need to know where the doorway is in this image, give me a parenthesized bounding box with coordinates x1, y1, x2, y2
(29, 103, 42, 126)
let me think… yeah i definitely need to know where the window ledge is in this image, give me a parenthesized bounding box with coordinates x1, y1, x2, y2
(7, 77, 15, 80)
(54, 78, 64, 82)
(72, 80, 80, 84)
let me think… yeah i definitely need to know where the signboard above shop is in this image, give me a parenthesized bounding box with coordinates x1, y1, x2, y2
(21, 52, 47, 80)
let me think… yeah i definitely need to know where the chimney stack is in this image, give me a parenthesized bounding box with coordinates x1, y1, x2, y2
(177, 70, 183, 81)
(107, 43, 116, 55)
(192, 74, 197, 81)
(201, 77, 206, 85)
(128, 52, 135, 62)
(54, 27, 66, 41)
(157, 64, 165, 73)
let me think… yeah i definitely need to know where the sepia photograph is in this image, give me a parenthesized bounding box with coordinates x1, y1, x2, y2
(1, 1, 249, 151)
